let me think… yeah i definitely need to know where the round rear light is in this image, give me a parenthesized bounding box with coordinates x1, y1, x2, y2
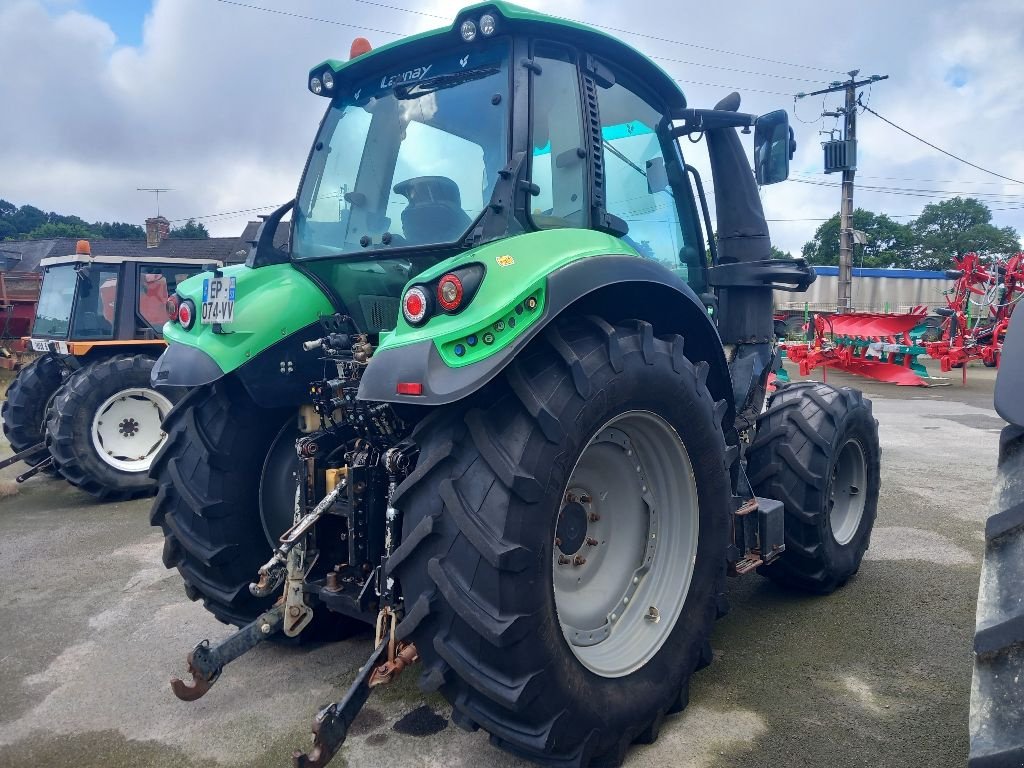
(437, 274, 464, 312)
(166, 294, 180, 320)
(178, 299, 195, 330)
(403, 286, 428, 325)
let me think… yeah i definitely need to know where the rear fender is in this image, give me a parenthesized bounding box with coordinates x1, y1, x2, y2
(358, 255, 733, 420)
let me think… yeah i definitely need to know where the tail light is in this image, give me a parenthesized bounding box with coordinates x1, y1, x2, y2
(403, 286, 429, 326)
(178, 299, 196, 330)
(166, 294, 180, 321)
(437, 274, 464, 311)
(401, 264, 485, 327)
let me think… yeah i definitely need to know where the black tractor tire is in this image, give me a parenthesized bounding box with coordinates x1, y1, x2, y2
(970, 427, 1024, 767)
(388, 316, 732, 766)
(46, 354, 178, 500)
(2, 354, 63, 465)
(150, 375, 363, 638)
(747, 381, 880, 594)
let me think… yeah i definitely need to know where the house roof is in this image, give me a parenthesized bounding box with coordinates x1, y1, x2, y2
(1, 219, 291, 274)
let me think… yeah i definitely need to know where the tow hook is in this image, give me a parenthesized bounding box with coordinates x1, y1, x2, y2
(292, 607, 419, 768)
(170, 604, 284, 701)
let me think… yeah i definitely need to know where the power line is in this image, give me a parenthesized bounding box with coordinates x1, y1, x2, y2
(167, 204, 284, 223)
(214, 0, 400, 37)
(789, 177, 1024, 204)
(351, 0, 845, 75)
(790, 176, 1024, 200)
(861, 104, 1024, 185)
(794, 171, 1024, 188)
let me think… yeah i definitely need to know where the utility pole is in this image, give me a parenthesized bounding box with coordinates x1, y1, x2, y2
(796, 72, 888, 313)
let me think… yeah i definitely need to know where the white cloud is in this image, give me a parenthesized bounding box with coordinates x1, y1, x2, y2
(0, 0, 1022, 254)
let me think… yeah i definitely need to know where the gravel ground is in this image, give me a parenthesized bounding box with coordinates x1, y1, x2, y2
(0, 361, 998, 768)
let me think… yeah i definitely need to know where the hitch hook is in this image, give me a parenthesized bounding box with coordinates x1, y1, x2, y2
(170, 605, 284, 701)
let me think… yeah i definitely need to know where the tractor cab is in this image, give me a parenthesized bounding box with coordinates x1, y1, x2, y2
(244, 2, 802, 338)
(30, 242, 211, 356)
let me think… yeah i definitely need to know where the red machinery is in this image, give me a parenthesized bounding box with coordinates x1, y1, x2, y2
(925, 252, 1024, 371)
(783, 308, 937, 386)
(0, 271, 42, 369)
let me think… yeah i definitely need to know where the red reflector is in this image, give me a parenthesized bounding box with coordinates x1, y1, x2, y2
(397, 382, 423, 396)
(178, 302, 192, 328)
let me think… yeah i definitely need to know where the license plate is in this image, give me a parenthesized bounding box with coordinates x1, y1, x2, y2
(201, 277, 236, 324)
(30, 338, 68, 354)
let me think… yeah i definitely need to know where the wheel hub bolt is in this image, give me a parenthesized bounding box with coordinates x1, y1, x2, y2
(572, 555, 586, 566)
(645, 606, 661, 624)
(589, 512, 601, 522)
(585, 537, 598, 547)
(557, 555, 571, 566)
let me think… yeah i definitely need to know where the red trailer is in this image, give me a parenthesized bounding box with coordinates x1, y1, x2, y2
(0, 271, 42, 368)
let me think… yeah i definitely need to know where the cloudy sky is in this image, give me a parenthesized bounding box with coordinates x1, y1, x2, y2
(2, 0, 1023, 255)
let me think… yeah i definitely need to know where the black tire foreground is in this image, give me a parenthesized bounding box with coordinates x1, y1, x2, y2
(150, 377, 293, 627)
(46, 354, 177, 500)
(969, 424, 1024, 768)
(388, 317, 732, 767)
(1, 354, 63, 465)
(747, 381, 881, 593)
(149, 376, 362, 638)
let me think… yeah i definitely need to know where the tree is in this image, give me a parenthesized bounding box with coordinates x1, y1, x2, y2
(28, 219, 98, 239)
(802, 208, 916, 268)
(770, 245, 794, 259)
(169, 219, 209, 239)
(96, 221, 145, 239)
(911, 197, 1020, 271)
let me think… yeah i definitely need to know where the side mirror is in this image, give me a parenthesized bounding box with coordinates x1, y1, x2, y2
(753, 109, 792, 185)
(646, 157, 669, 194)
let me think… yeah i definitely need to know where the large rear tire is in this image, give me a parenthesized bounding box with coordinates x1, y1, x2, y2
(2, 354, 63, 465)
(969, 424, 1024, 767)
(747, 382, 880, 593)
(46, 354, 176, 500)
(149, 376, 297, 626)
(150, 376, 363, 638)
(388, 317, 732, 766)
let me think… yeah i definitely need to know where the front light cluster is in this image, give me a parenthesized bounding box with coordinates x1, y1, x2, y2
(459, 12, 498, 42)
(310, 69, 335, 95)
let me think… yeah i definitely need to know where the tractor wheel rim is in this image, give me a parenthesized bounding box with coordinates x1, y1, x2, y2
(90, 388, 172, 473)
(553, 410, 699, 678)
(829, 438, 867, 546)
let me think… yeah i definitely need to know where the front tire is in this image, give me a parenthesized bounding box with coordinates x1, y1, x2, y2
(2, 354, 63, 465)
(747, 382, 880, 593)
(388, 317, 732, 766)
(46, 354, 176, 500)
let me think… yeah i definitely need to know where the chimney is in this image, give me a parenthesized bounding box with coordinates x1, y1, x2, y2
(145, 216, 171, 248)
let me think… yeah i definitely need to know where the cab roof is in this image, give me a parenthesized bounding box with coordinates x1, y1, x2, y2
(40, 255, 221, 268)
(309, 1, 686, 110)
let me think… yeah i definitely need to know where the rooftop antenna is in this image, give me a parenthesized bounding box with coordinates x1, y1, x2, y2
(137, 187, 174, 217)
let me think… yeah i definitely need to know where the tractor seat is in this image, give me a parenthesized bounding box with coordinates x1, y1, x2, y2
(393, 176, 471, 245)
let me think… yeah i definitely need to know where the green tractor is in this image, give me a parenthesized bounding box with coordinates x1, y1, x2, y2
(152, 4, 881, 765)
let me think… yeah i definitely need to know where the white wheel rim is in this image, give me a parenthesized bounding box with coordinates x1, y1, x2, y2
(553, 410, 700, 678)
(90, 387, 172, 473)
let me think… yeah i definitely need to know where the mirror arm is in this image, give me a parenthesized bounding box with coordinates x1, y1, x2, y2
(670, 109, 757, 136)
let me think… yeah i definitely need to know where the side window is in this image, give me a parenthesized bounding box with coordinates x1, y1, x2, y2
(529, 43, 587, 229)
(138, 265, 202, 327)
(71, 267, 118, 339)
(597, 79, 705, 290)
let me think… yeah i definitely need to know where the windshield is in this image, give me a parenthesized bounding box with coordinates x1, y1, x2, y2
(33, 263, 120, 339)
(293, 45, 511, 259)
(33, 265, 77, 337)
